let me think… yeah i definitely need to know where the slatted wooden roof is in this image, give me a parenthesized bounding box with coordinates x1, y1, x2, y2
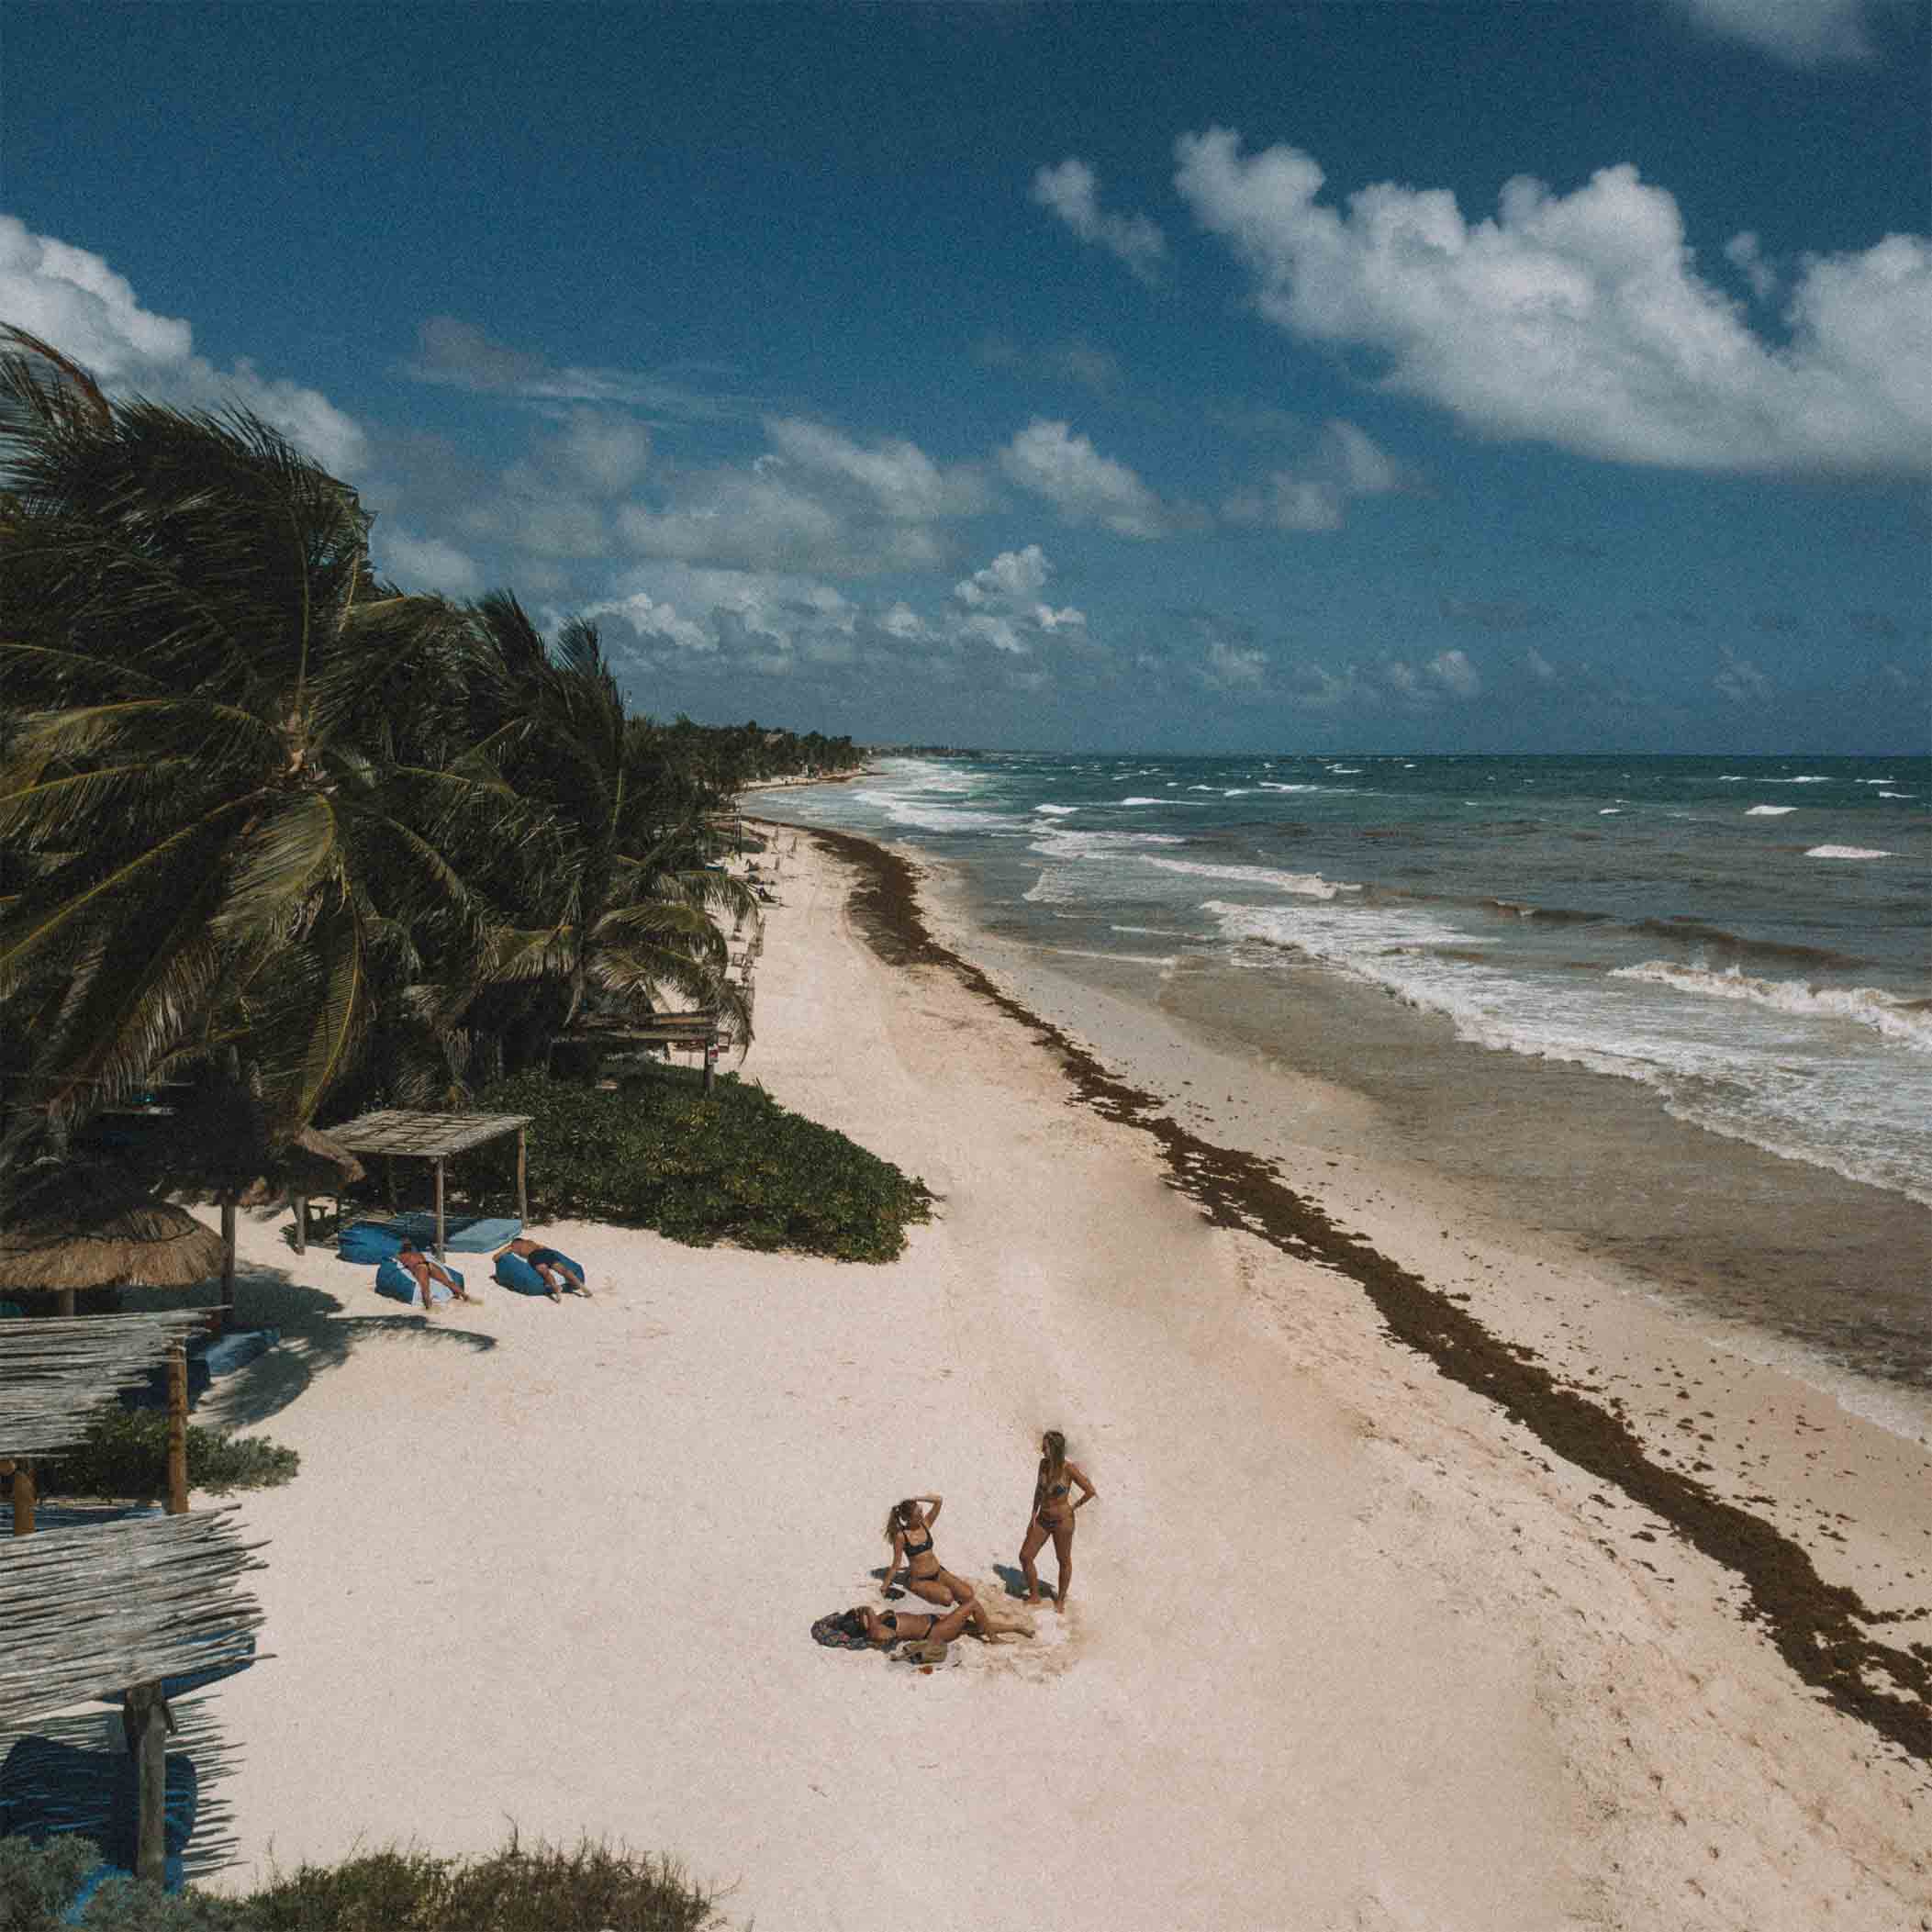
(1, 1309, 214, 1457)
(319, 1109, 531, 1160)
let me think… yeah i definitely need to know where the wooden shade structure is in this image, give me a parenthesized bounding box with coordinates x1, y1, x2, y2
(314, 1109, 532, 1261)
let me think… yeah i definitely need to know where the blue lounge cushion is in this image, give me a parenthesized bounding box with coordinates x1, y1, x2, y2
(340, 1213, 521, 1259)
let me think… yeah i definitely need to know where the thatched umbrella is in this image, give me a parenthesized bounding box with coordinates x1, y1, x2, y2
(236, 1124, 366, 1206)
(0, 1188, 226, 1317)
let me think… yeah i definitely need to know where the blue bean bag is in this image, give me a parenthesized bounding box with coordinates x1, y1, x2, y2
(494, 1247, 586, 1296)
(374, 1256, 463, 1308)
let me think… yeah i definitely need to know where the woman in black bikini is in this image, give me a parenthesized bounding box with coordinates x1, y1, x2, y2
(1019, 1429, 1096, 1611)
(835, 1596, 987, 1649)
(881, 1494, 976, 1610)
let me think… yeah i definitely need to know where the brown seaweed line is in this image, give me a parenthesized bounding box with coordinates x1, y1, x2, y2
(797, 822, 1932, 1765)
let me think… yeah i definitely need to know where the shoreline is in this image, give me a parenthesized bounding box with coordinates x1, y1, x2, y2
(195, 823, 1928, 1926)
(787, 821, 1932, 1760)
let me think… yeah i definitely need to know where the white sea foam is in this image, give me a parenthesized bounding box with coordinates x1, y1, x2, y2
(1719, 775, 1748, 782)
(1878, 792, 1915, 799)
(1746, 805, 1797, 816)
(1806, 844, 1893, 859)
(1144, 858, 1363, 899)
(1858, 779, 1895, 786)
(1118, 796, 1167, 806)
(1611, 961, 1932, 1050)
(1328, 765, 1363, 773)
(1199, 899, 1931, 1204)
(853, 790, 1025, 833)
(1599, 809, 1621, 815)
(1223, 787, 1254, 796)
(1029, 828, 1187, 862)
(1033, 803, 1078, 817)
(1258, 782, 1333, 794)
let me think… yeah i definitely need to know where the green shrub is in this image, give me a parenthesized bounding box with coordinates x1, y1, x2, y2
(0, 1833, 724, 1930)
(35, 1409, 298, 1502)
(462, 1068, 931, 1262)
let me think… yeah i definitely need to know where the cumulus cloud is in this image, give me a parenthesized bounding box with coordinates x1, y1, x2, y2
(372, 527, 483, 596)
(1031, 158, 1167, 284)
(0, 214, 368, 475)
(1279, 649, 1489, 712)
(1665, 0, 1903, 65)
(764, 418, 988, 521)
(1000, 419, 1175, 537)
(1173, 131, 1932, 476)
(1223, 418, 1415, 533)
(954, 543, 1051, 605)
(949, 544, 1087, 652)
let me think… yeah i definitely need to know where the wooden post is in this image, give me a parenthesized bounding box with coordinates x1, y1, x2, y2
(703, 1034, 718, 1096)
(434, 1157, 446, 1264)
(218, 1196, 236, 1335)
(385, 1156, 397, 1212)
(3, 1459, 33, 1536)
(516, 1128, 529, 1226)
(291, 1190, 307, 1255)
(55, 1287, 75, 1318)
(165, 1344, 189, 1516)
(128, 1681, 172, 1885)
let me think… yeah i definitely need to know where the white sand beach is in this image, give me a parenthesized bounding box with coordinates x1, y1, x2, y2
(200, 830, 1929, 1929)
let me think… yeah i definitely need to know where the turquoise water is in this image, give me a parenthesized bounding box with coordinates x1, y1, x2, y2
(754, 752, 1931, 1208)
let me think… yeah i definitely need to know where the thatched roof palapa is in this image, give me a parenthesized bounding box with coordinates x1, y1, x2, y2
(236, 1123, 367, 1207)
(0, 1309, 215, 1457)
(0, 1195, 225, 1295)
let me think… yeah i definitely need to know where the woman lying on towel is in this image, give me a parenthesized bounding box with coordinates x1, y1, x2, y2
(832, 1596, 1002, 1649)
(882, 1495, 976, 1610)
(493, 1237, 589, 1301)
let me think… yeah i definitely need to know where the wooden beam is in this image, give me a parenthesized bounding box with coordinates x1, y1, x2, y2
(434, 1158, 446, 1264)
(128, 1681, 173, 1885)
(291, 1191, 307, 1255)
(218, 1196, 237, 1335)
(516, 1128, 528, 1225)
(165, 1345, 189, 1516)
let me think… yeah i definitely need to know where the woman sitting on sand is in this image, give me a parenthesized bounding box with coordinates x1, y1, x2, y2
(1019, 1430, 1096, 1611)
(394, 1241, 470, 1306)
(881, 1495, 976, 1609)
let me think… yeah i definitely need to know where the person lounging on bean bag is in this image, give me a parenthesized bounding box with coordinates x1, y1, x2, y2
(374, 1253, 463, 1309)
(493, 1240, 588, 1300)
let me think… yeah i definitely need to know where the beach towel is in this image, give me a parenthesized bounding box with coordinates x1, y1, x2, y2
(374, 1256, 463, 1308)
(494, 1247, 586, 1295)
(339, 1213, 521, 1259)
(811, 1612, 874, 1651)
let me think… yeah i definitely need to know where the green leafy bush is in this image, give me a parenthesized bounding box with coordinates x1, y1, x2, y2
(35, 1409, 298, 1502)
(462, 1068, 930, 1262)
(0, 1834, 723, 1930)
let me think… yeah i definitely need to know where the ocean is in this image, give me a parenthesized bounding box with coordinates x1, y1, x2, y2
(747, 752, 1931, 1406)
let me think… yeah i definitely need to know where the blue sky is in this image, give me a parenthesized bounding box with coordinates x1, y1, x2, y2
(6, 0, 1928, 753)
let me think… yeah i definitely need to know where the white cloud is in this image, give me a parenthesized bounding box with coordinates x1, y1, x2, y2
(1429, 648, 1482, 698)
(1714, 644, 1775, 703)
(1725, 230, 1778, 302)
(0, 215, 369, 475)
(954, 543, 1051, 605)
(1223, 419, 1413, 534)
(1173, 131, 1932, 476)
(1666, 0, 1899, 65)
(1200, 638, 1268, 689)
(373, 527, 482, 596)
(1000, 419, 1172, 536)
(1031, 158, 1167, 284)
(765, 418, 987, 520)
(550, 410, 652, 495)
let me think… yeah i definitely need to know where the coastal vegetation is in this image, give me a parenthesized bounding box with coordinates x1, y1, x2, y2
(30, 1408, 299, 1503)
(463, 1068, 932, 1260)
(0, 324, 860, 1232)
(0, 1831, 723, 1929)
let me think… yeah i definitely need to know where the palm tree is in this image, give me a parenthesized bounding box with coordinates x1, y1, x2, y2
(459, 594, 756, 1062)
(0, 328, 519, 1156)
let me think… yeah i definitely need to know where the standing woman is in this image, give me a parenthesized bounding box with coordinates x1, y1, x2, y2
(881, 1495, 977, 1609)
(1019, 1430, 1096, 1610)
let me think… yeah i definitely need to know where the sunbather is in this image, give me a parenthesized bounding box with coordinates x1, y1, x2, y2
(395, 1241, 470, 1306)
(882, 1494, 976, 1609)
(492, 1237, 589, 1301)
(830, 1597, 1004, 1648)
